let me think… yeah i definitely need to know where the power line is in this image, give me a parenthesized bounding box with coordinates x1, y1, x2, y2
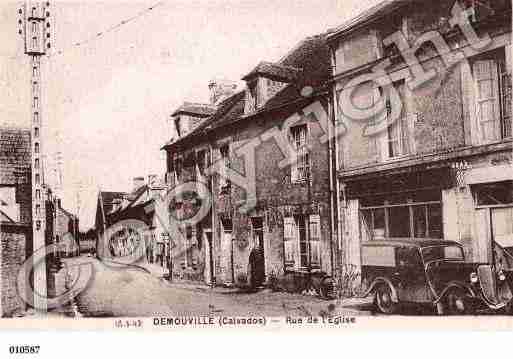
(49, 1, 165, 58)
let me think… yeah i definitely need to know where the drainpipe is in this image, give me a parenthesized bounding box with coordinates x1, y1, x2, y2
(207, 135, 216, 287)
(330, 46, 343, 275)
(327, 94, 335, 277)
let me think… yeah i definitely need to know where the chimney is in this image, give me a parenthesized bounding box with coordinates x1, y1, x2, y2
(132, 176, 145, 191)
(208, 79, 238, 105)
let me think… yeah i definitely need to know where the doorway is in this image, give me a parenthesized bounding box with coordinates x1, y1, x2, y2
(249, 217, 265, 288)
(204, 231, 214, 285)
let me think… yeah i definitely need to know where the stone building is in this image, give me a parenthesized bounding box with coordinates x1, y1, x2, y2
(327, 0, 512, 273)
(0, 127, 32, 316)
(163, 34, 336, 287)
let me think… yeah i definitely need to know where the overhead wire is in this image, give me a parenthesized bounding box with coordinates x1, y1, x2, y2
(48, 1, 165, 58)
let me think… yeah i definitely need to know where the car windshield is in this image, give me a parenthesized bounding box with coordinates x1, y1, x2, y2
(421, 245, 464, 263)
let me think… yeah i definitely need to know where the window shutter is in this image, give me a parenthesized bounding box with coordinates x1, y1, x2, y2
(309, 215, 321, 268)
(474, 59, 500, 142)
(283, 217, 296, 269)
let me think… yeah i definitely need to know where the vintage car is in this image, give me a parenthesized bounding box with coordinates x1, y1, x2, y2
(361, 240, 513, 315)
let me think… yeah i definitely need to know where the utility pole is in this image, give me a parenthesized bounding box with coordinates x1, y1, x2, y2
(75, 181, 82, 256)
(18, 1, 53, 312)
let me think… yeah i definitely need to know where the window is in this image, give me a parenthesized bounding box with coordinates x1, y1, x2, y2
(174, 155, 182, 181)
(252, 217, 264, 252)
(33, 82, 38, 93)
(32, 7, 37, 17)
(34, 142, 39, 153)
(35, 189, 41, 200)
(33, 66, 38, 77)
(35, 204, 41, 216)
(174, 117, 181, 138)
(361, 192, 443, 240)
(473, 181, 513, 206)
(219, 145, 231, 191)
(383, 81, 410, 158)
(290, 124, 310, 182)
(472, 49, 512, 142)
(34, 127, 39, 138)
(34, 112, 39, 123)
(35, 174, 40, 184)
(248, 81, 258, 111)
(308, 215, 321, 268)
(32, 22, 37, 34)
(33, 97, 39, 108)
(283, 214, 322, 270)
(34, 158, 39, 168)
(32, 37, 38, 48)
(196, 149, 207, 178)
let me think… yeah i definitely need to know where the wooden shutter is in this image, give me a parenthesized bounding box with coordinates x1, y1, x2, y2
(309, 215, 321, 269)
(283, 217, 296, 269)
(474, 59, 500, 142)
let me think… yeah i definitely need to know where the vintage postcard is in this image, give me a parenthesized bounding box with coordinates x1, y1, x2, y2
(0, 0, 512, 339)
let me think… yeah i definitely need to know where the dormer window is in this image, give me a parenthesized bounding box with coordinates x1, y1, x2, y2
(174, 116, 181, 138)
(248, 80, 258, 111)
(243, 62, 298, 114)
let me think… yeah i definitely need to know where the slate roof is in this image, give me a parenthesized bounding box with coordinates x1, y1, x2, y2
(327, 0, 412, 41)
(57, 205, 76, 220)
(242, 61, 300, 81)
(99, 191, 127, 216)
(171, 102, 216, 117)
(163, 32, 332, 152)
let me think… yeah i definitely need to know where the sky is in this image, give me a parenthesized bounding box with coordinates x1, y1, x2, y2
(0, 0, 380, 230)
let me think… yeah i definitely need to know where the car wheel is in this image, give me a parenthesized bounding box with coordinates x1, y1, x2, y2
(443, 288, 473, 315)
(374, 284, 398, 314)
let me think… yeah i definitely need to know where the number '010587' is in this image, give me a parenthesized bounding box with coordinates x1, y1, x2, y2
(9, 345, 40, 354)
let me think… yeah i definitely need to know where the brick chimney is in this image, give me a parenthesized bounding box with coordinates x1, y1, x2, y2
(208, 79, 238, 105)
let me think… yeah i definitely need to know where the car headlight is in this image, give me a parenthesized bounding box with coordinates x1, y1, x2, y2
(470, 272, 479, 284)
(498, 270, 506, 281)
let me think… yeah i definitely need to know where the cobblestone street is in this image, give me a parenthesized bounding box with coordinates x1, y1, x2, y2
(54, 256, 372, 318)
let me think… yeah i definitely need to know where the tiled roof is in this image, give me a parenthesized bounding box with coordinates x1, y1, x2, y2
(327, 0, 411, 41)
(171, 102, 216, 117)
(242, 61, 300, 81)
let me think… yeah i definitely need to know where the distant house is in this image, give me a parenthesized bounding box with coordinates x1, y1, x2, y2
(53, 199, 79, 257)
(95, 190, 127, 257)
(95, 176, 168, 268)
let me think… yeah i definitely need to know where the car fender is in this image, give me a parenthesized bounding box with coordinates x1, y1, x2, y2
(433, 281, 476, 304)
(361, 277, 399, 302)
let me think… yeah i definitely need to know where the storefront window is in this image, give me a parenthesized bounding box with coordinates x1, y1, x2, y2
(474, 181, 513, 206)
(361, 193, 442, 240)
(389, 206, 411, 238)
